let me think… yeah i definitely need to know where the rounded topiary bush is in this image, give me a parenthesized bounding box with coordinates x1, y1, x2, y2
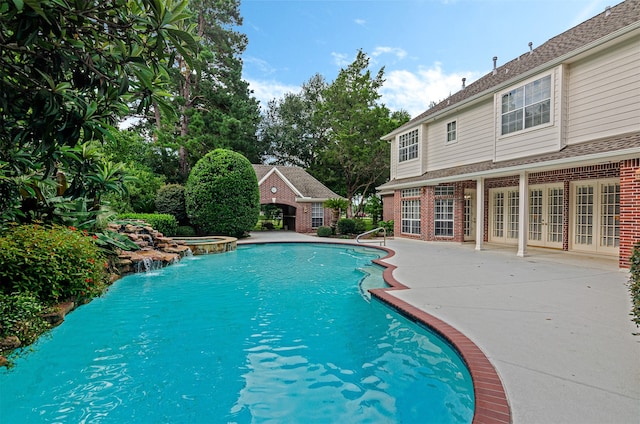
(317, 226, 332, 237)
(337, 218, 356, 235)
(155, 184, 187, 224)
(184, 149, 260, 237)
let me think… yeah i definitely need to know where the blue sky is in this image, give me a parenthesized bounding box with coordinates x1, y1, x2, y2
(239, 0, 614, 117)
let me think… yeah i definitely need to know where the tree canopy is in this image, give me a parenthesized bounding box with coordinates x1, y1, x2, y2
(0, 0, 198, 225)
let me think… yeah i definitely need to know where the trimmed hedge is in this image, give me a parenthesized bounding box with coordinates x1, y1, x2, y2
(118, 213, 178, 237)
(184, 149, 259, 237)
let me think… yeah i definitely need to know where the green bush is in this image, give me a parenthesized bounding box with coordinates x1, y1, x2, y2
(0, 224, 107, 303)
(0, 292, 50, 352)
(118, 213, 178, 236)
(184, 149, 259, 237)
(317, 226, 333, 237)
(155, 184, 188, 224)
(176, 225, 196, 237)
(337, 218, 355, 235)
(629, 242, 640, 328)
(354, 219, 366, 234)
(379, 220, 394, 236)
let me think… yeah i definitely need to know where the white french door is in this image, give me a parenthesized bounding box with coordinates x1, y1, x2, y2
(570, 179, 620, 255)
(463, 189, 475, 241)
(528, 184, 564, 248)
(489, 188, 519, 244)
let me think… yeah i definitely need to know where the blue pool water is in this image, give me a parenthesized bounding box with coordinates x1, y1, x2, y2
(0, 243, 474, 423)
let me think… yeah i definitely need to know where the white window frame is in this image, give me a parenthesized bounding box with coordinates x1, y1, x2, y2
(398, 129, 419, 162)
(434, 199, 454, 237)
(311, 202, 324, 228)
(446, 120, 457, 144)
(401, 188, 421, 235)
(500, 74, 552, 136)
(570, 179, 620, 255)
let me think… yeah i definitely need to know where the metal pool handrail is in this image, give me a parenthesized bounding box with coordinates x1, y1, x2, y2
(356, 227, 386, 246)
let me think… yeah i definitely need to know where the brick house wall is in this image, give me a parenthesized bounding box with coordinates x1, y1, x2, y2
(620, 158, 640, 268)
(388, 161, 639, 266)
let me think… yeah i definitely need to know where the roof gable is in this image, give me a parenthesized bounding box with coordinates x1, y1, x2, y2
(252, 165, 341, 200)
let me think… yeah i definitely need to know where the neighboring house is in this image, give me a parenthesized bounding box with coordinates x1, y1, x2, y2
(253, 165, 342, 233)
(377, 0, 640, 268)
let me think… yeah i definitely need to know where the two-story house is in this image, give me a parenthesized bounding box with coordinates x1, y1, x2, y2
(378, 0, 640, 268)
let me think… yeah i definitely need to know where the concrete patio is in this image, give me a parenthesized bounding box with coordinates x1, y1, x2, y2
(239, 231, 640, 423)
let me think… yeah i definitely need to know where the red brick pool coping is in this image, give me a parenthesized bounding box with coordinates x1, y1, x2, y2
(242, 240, 512, 423)
(369, 248, 511, 424)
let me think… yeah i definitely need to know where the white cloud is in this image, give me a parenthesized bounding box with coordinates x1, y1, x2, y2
(372, 46, 407, 60)
(354, 18, 366, 26)
(331, 52, 351, 68)
(380, 63, 482, 118)
(246, 78, 300, 110)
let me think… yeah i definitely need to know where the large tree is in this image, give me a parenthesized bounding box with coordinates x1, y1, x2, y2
(0, 0, 198, 224)
(315, 50, 410, 215)
(156, 0, 263, 180)
(260, 74, 329, 168)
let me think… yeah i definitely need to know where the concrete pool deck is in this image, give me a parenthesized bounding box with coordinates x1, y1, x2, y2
(239, 231, 640, 424)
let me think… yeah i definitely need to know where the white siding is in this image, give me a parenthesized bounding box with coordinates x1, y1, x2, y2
(425, 99, 495, 172)
(494, 67, 563, 162)
(566, 35, 640, 144)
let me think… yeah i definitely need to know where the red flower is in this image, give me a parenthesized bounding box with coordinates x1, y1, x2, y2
(69, 226, 77, 231)
(92, 235, 98, 239)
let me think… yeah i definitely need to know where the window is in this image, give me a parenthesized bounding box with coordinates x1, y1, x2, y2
(501, 75, 551, 135)
(435, 199, 454, 237)
(446, 121, 457, 143)
(398, 129, 419, 162)
(435, 186, 455, 196)
(401, 188, 420, 234)
(401, 200, 421, 234)
(311, 202, 324, 228)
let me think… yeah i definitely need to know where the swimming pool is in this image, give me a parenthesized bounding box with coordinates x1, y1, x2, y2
(0, 243, 474, 423)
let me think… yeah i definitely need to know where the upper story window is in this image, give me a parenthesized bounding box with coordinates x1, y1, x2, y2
(398, 129, 419, 162)
(501, 75, 551, 135)
(446, 121, 457, 143)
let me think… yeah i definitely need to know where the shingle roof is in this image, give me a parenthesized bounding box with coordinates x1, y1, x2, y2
(253, 165, 341, 199)
(389, 0, 640, 136)
(378, 132, 640, 189)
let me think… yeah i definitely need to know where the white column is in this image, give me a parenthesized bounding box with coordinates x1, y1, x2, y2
(475, 177, 484, 251)
(517, 171, 529, 257)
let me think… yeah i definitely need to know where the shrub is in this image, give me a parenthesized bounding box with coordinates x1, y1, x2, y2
(337, 218, 356, 235)
(118, 213, 178, 236)
(176, 225, 196, 237)
(629, 242, 640, 328)
(379, 220, 394, 236)
(354, 219, 367, 234)
(0, 292, 50, 351)
(317, 226, 332, 237)
(155, 184, 188, 224)
(184, 149, 259, 237)
(0, 224, 107, 303)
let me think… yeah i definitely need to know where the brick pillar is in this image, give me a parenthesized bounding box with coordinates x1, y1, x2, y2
(393, 191, 402, 236)
(620, 158, 640, 268)
(423, 186, 434, 241)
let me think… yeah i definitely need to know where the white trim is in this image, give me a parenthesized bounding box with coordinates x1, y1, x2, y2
(258, 167, 304, 198)
(377, 147, 640, 191)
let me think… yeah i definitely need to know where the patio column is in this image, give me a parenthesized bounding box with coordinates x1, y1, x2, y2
(517, 171, 529, 257)
(475, 177, 484, 251)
